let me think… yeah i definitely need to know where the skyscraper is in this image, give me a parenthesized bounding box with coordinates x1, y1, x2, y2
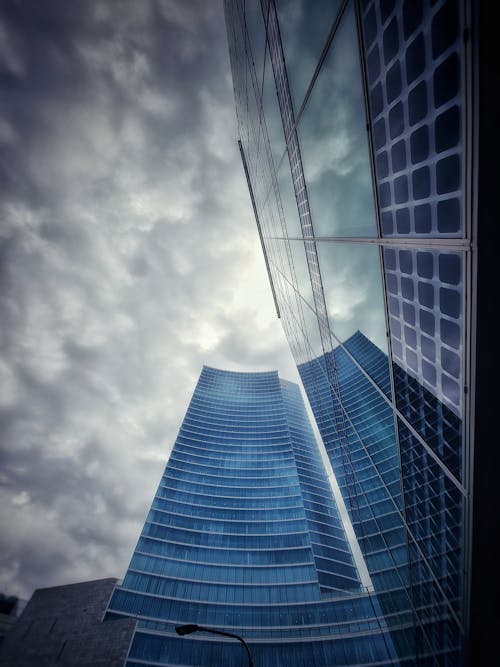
(106, 366, 401, 666)
(224, 0, 488, 663)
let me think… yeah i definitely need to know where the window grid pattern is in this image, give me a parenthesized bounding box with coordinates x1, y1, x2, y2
(224, 0, 469, 664)
(361, 0, 463, 238)
(107, 365, 401, 665)
(299, 332, 464, 660)
(384, 246, 463, 418)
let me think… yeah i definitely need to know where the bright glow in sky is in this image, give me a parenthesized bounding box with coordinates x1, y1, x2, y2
(0, 0, 300, 601)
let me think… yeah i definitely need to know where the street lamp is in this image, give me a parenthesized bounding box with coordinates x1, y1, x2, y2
(175, 623, 253, 666)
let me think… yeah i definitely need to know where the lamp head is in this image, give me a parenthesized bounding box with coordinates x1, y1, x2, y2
(175, 624, 199, 636)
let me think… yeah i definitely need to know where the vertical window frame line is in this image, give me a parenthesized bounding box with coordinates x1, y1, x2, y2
(352, 2, 414, 653)
(461, 0, 478, 646)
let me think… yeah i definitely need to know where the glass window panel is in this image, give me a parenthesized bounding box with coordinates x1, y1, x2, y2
(288, 239, 314, 306)
(276, 0, 342, 113)
(244, 0, 267, 92)
(316, 241, 390, 394)
(262, 50, 287, 171)
(277, 156, 302, 238)
(386, 246, 464, 467)
(297, 4, 377, 237)
(397, 417, 464, 635)
(277, 240, 323, 363)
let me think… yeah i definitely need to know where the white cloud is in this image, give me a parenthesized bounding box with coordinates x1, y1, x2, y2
(0, 0, 298, 602)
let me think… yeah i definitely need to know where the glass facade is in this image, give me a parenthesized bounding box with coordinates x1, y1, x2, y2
(106, 367, 399, 666)
(225, 0, 474, 664)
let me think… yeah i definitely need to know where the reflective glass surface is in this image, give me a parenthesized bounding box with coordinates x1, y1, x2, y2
(244, 0, 267, 92)
(273, 240, 323, 363)
(397, 419, 464, 655)
(316, 241, 391, 395)
(361, 0, 464, 238)
(107, 366, 401, 665)
(276, 0, 343, 113)
(262, 50, 287, 171)
(288, 239, 312, 304)
(384, 247, 464, 419)
(297, 4, 377, 238)
(276, 156, 302, 238)
(224, 0, 470, 663)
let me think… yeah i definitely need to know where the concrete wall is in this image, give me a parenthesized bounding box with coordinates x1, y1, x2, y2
(0, 578, 135, 666)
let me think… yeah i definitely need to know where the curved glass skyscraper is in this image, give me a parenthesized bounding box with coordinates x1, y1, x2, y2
(106, 366, 399, 666)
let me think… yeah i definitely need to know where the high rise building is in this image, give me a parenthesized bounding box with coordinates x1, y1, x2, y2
(224, 0, 493, 664)
(106, 366, 403, 666)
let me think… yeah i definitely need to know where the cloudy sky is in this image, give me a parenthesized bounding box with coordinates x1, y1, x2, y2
(0, 0, 300, 601)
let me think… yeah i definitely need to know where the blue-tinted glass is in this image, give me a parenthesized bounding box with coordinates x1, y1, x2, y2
(386, 61, 402, 103)
(440, 287, 460, 319)
(404, 325, 417, 349)
(399, 250, 413, 274)
(373, 117, 386, 149)
(432, 0, 459, 59)
(412, 166, 430, 199)
(436, 155, 460, 194)
(380, 0, 396, 23)
(276, 0, 342, 112)
(420, 310, 435, 336)
(416, 251, 433, 278)
(297, 4, 377, 237)
(244, 1, 266, 90)
(414, 203, 432, 233)
(410, 125, 429, 164)
(389, 101, 405, 139)
(392, 338, 403, 358)
(442, 347, 460, 378)
(402, 302, 416, 326)
(401, 276, 414, 300)
(363, 4, 377, 48)
(438, 254, 461, 285)
(390, 316, 401, 338)
(408, 81, 427, 125)
(405, 32, 425, 85)
(391, 140, 406, 172)
(377, 150, 389, 178)
(394, 175, 409, 203)
(367, 44, 381, 85)
(386, 273, 398, 293)
(381, 210, 394, 234)
(317, 242, 389, 359)
(403, 0, 423, 39)
(384, 248, 397, 270)
(442, 373, 460, 406)
(379, 182, 391, 207)
(371, 82, 384, 116)
(440, 318, 460, 349)
(435, 105, 460, 153)
(383, 17, 399, 64)
(437, 198, 460, 234)
(433, 53, 459, 107)
(263, 51, 286, 168)
(109, 364, 402, 664)
(422, 359, 437, 385)
(421, 334, 436, 362)
(406, 348, 418, 371)
(277, 156, 303, 238)
(396, 208, 410, 233)
(278, 240, 323, 361)
(418, 281, 434, 308)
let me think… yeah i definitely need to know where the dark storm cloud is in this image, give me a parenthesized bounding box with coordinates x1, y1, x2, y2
(0, 0, 297, 600)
